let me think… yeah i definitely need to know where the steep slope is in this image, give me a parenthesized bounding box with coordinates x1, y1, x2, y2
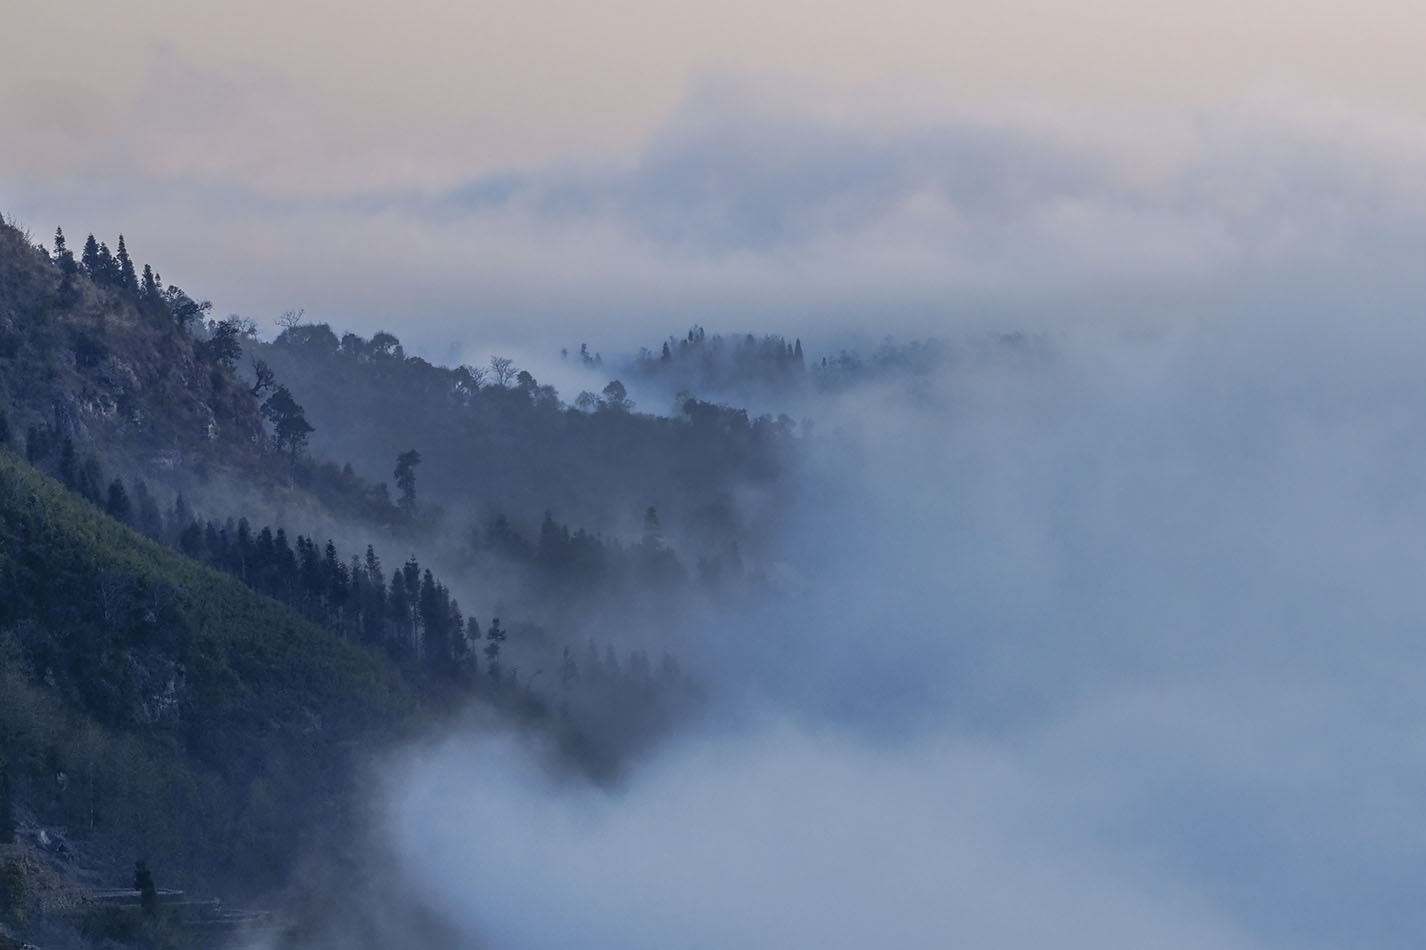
(0, 447, 413, 902)
(0, 221, 262, 468)
(252, 327, 792, 545)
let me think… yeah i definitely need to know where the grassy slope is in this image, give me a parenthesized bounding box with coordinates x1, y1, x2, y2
(0, 447, 414, 897)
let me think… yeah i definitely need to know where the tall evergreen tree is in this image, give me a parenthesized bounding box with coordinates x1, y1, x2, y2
(105, 478, 132, 523)
(484, 617, 506, 684)
(140, 264, 159, 304)
(96, 242, 117, 285)
(115, 235, 138, 292)
(132, 479, 163, 538)
(133, 860, 158, 917)
(394, 449, 421, 513)
(81, 234, 101, 277)
(58, 437, 78, 488)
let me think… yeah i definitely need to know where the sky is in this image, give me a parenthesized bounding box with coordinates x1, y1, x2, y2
(8, 0, 1426, 358)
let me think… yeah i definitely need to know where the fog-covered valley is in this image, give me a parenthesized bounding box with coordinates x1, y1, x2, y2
(8, 31, 1426, 945)
(327, 310, 1426, 950)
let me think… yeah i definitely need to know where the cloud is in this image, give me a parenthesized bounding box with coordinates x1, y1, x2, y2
(15, 80, 1426, 358)
(386, 724, 1260, 950)
(362, 303, 1426, 948)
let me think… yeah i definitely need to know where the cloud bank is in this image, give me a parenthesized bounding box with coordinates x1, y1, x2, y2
(369, 302, 1426, 949)
(13, 78, 1426, 359)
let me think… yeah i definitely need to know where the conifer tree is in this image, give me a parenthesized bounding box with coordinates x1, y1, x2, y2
(484, 617, 506, 683)
(81, 234, 101, 277)
(97, 242, 116, 285)
(140, 264, 159, 303)
(133, 860, 158, 917)
(53, 227, 78, 292)
(58, 437, 78, 488)
(115, 235, 138, 292)
(106, 478, 132, 523)
(394, 449, 421, 513)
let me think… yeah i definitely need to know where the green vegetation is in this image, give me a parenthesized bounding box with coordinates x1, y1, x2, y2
(0, 446, 413, 896)
(0, 213, 762, 943)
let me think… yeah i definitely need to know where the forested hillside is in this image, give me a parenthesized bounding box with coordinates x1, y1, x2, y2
(0, 212, 1019, 947)
(0, 216, 766, 945)
(0, 445, 413, 905)
(250, 324, 795, 545)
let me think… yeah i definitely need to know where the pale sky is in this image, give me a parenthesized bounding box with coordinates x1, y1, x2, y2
(7, 0, 1426, 193)
(6, 0, 1426, 353)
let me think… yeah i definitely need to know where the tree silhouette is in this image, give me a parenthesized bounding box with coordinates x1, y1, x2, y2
(200, 318, 244, 367)
(261, 385, 314, 457)
(81, 234, 101, 277)
(115, 235, 138, 292)
(96, 242, 116, 285)
(106, 478, 132, 523)
(601, 380, 632, 412)
(140, 264, 159, 305)
(133, 860, 158, 917)
(394, 449, 422, 514)
(484, 617, 506, 683)
(489, 355, 516, 387)
(162, 285, 213, 329)
(250, 358, 276, 398)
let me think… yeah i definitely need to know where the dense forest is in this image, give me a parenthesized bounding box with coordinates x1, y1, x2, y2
(0, 216, 846, 946)
(0, 212, 1050, 947)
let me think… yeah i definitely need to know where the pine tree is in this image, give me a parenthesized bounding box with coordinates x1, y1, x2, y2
(394, 449, 421, 513)
(419, 569, 449, 672)
(140, 264, 159, 303)
(81, 234, 101, 277)
(132, 479, 163, 538)
(484, 617, 506, 683)
(58, 437, 78, 488)
(115, 235, 138, 292)
(105, 478, 132, 522)
(77, 455, 104, 504)
(96, 242, 116, 285)
(133, 860, 158, 917)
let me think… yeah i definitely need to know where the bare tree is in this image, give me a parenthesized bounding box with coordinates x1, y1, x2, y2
(229, 315, 260, 338)
(489, 355, 516, 387)
(250, 358, 276, 398)
(275, 308, 305, 332)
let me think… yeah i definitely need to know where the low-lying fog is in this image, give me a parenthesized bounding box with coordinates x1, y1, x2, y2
(168, 89, 1426, 949)
(361, 305, 1426, 949)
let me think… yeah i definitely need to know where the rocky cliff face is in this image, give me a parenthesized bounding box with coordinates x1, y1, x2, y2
(0, 222, 263, 470)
